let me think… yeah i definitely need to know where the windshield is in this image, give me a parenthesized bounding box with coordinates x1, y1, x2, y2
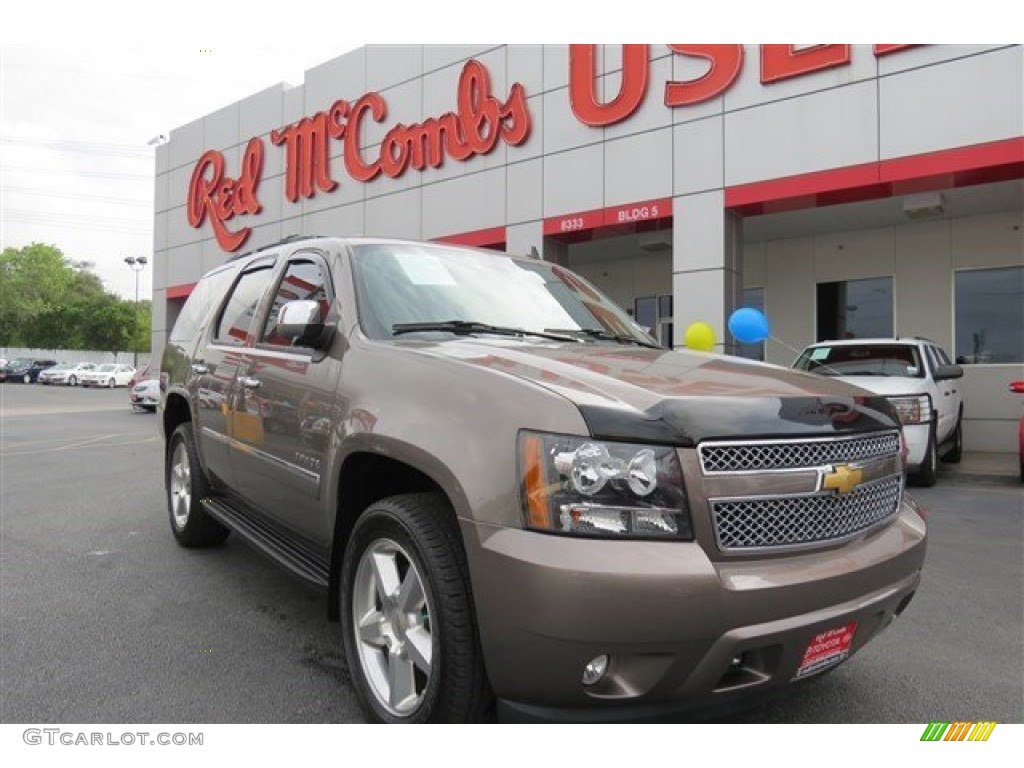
(350, 243, 656, 345)
(794, 344, 924, 378)
(7, 358, 32, 367)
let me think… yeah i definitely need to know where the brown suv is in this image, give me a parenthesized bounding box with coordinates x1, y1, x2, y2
(161, 236, 927, 723)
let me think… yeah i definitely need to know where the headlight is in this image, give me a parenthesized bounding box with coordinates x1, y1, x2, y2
(518, 431, 692, 539)
(888, 394, 932, 425)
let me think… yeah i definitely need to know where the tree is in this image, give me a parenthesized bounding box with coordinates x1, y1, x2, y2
(81, 295, 137, 358)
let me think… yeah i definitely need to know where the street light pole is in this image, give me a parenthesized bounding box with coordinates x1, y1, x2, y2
(124, 256, 148, 368)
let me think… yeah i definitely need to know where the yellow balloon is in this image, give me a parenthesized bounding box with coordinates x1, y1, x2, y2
(684, 321, 716, 352)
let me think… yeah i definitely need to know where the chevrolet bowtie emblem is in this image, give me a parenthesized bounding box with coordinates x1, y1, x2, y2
(822, 464, 864, 495)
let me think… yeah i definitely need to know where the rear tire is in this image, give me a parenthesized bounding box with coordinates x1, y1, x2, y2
(23, 374, 31, 384)
(68, 375, 78, 386)
(166, 423, 229, 548)
(340, 493, 492, 723)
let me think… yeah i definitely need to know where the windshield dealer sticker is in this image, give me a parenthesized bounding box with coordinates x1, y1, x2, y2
(394, 253, 457, 286)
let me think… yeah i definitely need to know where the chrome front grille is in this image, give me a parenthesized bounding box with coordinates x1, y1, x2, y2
(711, 475, 904, 552)
(699, 432, 900, 474)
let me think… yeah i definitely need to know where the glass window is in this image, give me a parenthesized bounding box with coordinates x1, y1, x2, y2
(215, 266, 275, 346)
(737, 287, 765, 361)
(816, 277, 893, 341)
(262, 260, 330, 345)
(793, 342, 924, 378)
(169, 266, 238, 343)
(350, 243, 656, 346)
(634, 296, 657, 331)
(955, 266, 1024, 364)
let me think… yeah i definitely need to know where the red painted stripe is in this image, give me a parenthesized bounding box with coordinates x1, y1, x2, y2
(166, 282, 196, 300)
(433, 226, 506, 248)
(726, 137, 1023, 214)
(544, 197, 673, 237)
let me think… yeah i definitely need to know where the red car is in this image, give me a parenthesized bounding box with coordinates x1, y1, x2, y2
(1011, 381, 1024, 482)
(129, 361, 154, 389)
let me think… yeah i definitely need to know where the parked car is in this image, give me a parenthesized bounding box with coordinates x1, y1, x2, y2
(129, 379, 160, 412)
(1010, 381, 1024, 482)
(129, 361, 154, 389)
(80, 363, 136, 388)
(37, 362, 97, 386)
(0, 358, 59, 383)
(792, 338, 963, 486)
(161, 236, 926, 723)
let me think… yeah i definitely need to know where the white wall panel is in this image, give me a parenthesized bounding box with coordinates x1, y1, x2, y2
(604, 55, 674, 141)
(421, 168, 506, 240)
(605, 129, 672, 206)
(673, 116, 724, 196)
(302, 204, 364, 239)
(880, 47, 1023, 159)
(361, 79, 423, 149)
(762, 238, 815, 364)
(725, 80, 878, 186)
(951, 211, 1024, 269)
(366, 45, 423, 91)
(154, 211, 169, 254)
(166, 205, 196, 251)
(508, 45, 543, 96)
(153, 246, 168, 290)
(283, 84, 305, 126)
(542, 45, 570, 91)
(204, 103, 239, 152)
(724, 45, 878, 113)
(543, 87, 602, 155)
(893, 220, 954, 349)
(304, 50, 366, 113)
(877, 44, 1011, 76)
(364, 188, 422, 240)
(154, 171, 170, 215)
(813, 228, 895, 283)
(742, 241, 766, 287)
(155, 143, 170, 176)
(165, 244, 202, 288)
(423, 45, 498, 73)
(423, 47, 506, 111)
(543, 144, 604, 217)
(505, 221, 543, 258)
(669, 50, 725, 125)
(673, 191, 726, 273)
(506, 159, 543, 224)
(167, 117, 204, 172)
(239, 85, 286, 140)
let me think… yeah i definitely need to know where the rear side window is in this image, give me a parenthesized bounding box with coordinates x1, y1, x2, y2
(168, 267, 238, 343)
(215, 266, 276, 346)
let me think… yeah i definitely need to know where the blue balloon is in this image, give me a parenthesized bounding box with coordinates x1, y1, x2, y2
(728, 307, 771, 344)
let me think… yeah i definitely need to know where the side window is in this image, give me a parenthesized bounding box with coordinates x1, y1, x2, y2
(934, 345, 952, 366)
(922, 345, 939, 376)
(261, 259, 331, 346)
(168, 267, 238, 343)
(215, 266, 276, 346)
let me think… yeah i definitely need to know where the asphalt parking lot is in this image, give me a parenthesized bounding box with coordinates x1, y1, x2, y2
(1, 383, 1021, 724)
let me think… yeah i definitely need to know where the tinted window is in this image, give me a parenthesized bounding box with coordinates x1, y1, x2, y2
(794, 343, 923, 377)
(169, 267, 239, 343)
(262, 259, 330, 346)
(955, 266, 1023, 364)
(216, 267, 276, 346)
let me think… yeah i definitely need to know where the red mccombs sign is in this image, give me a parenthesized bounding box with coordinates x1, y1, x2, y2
(188, 45, 914, 251)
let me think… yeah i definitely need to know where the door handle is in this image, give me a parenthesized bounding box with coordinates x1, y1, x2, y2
(238, 376, 261, 389)
(191, 363, 209, 375)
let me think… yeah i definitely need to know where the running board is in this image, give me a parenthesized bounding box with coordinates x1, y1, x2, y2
(201, 497, 330, 589)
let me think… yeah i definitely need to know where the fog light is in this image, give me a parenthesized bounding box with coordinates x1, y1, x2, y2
(582, 654, 609, 686)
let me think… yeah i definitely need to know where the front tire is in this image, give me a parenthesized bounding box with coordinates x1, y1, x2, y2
(340, 494, 492, 723)
(942, 410, 963, 463)
(166, 423, 229, 547)
(23, 374, 31, 384)
(910, 424, 938, 487)
(68, 375, 78, 386)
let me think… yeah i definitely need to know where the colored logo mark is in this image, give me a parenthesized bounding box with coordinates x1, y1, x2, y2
(920, 721, 997, 741)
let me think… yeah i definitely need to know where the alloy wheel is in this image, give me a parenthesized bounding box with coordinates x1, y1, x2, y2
(169, 442, 192, 530)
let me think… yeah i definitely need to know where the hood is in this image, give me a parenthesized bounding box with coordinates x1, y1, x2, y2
(401, 338, 900, 445)
(818, 374, 927, 396)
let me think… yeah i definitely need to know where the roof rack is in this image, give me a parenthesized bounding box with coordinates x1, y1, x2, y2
(228, 234, 325, 262)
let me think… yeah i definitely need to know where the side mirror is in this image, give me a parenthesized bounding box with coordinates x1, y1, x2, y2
(934, 363, 964, 381)
(276, 300, 333, 349)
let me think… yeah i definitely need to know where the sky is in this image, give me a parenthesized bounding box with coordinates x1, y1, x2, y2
(0, 4, 1000, 301)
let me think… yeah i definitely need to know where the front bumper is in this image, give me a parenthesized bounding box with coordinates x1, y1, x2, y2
(462, 500, 926, 720)
(902, 422, 932, 469)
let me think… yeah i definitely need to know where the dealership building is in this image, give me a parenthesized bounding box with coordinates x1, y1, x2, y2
(153, 44, 1023, 452)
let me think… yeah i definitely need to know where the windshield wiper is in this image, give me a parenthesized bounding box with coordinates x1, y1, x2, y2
(545, 327, 662, 350)
(392, 320, 578, 343)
